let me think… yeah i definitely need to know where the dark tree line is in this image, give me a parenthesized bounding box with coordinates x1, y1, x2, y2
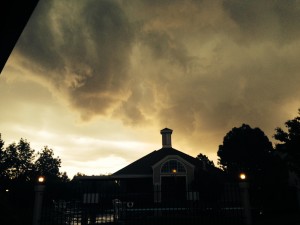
(0, 135, 69, 184)
(195, 109, 300, 185)
(274, 109, 300, 179)
(214, 109, 300, 215)
(0, 135, 70, 225)
(217, 124, 284, 184)
(217, 109, 300, 183)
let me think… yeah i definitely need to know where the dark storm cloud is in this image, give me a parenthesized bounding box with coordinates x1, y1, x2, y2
(15, 0, 300, 154)
(223, 0, 300, 43)
(16, 0, 134, 119)
(121, 0, 300, 147)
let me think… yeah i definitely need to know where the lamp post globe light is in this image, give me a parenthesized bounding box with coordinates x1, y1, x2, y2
(240, 173, 246, 181)
(38, 176, 45, 183)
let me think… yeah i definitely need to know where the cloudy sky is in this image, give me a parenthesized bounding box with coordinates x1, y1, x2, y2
(1, 0, 300, 178)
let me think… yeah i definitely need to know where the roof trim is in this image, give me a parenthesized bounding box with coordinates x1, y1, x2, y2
(74, 174, 152, 180)
(152, 154, 195, 169)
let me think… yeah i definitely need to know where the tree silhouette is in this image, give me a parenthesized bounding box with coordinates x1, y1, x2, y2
(217, 124, 275, 182)
(0, 134, 69, 182)
(274, 109, 300, 179)
(2, 138, 35, 180)
(0, 134, 69, 225)
(35, 146, 62, 181)
(59, 171, 70, 182)
(218, 124, 290, 212)
(0, 134, 5, 179)
(196, 153, 215, 167)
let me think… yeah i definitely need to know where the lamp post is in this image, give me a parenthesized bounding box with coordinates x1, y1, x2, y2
(32, 176, 45, 225)
(239, 173, 252, 225)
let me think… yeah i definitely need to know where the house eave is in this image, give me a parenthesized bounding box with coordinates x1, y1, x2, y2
(74, 174, 152, 181)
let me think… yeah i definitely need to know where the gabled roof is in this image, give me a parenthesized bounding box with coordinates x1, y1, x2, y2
(113, 147, 201, 176)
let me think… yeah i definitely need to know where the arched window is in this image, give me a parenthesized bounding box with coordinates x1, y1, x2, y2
(161, 160, 186, 173)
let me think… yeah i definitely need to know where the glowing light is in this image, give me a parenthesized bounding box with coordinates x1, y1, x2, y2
(38, 176, 45, 183)
(239, 173, 246, 180)
(172, 169, 177, 173)
(5, 189, 9, 192)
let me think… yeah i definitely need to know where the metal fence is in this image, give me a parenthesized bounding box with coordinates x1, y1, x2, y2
(1, 178, 299, 225)
(38, 180, 245, 225)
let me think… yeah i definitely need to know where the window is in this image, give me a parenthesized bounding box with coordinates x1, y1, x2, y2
(161, 160, 186, 173)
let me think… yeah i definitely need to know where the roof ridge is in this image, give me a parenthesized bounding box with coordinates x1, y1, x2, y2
(113, 147, 199, 176)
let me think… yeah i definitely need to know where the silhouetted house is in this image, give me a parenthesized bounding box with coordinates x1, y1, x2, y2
(76, 128, 223, 203)
(114, 128, 204, 201)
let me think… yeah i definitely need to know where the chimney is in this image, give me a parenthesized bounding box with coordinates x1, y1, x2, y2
(160, 128, 173, 148)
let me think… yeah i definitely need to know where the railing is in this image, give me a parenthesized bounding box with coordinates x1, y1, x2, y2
(39, 181, 244, 225)
(35, 179, 300, 225)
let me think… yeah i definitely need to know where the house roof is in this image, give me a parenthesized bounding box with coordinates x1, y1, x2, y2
(113, 147, 202, 176)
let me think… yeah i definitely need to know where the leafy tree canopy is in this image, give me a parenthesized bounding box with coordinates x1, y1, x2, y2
(196, 153, 215, 168)
(35, 146, 63, 182)
(274, 109, 300, 178)
(217, 124, 275, 181)
(2, 138, 35, 180)
(0, 134, 5, 179)
(73, 172, 87, 177)
(0, 134, 69, 183)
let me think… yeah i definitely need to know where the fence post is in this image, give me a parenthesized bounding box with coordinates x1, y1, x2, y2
(32, 177, 45, 225)
(239, 173, 252, 225)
